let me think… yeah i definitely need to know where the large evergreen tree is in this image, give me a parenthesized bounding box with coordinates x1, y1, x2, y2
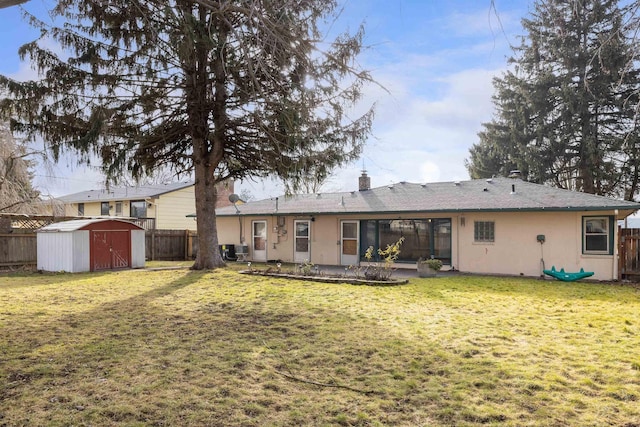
(467, 0, 640, 199)
(0, 0, 374, 269)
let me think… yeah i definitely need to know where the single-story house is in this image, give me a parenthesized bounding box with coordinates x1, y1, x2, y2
(57, 180, 234, 230)
(214, 173, 640, 281)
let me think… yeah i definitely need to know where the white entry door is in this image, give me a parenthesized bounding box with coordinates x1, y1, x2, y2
(294, 220, 310, 263)
(341, 220, 359, 265)
(252, 221, 267, 262)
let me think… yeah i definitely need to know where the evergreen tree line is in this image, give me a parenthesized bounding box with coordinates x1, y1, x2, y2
(467, 0, 640, 200)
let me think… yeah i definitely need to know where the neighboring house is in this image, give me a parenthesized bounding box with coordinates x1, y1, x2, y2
(58, 181, 234, 230)
(214, 173, 640, 281)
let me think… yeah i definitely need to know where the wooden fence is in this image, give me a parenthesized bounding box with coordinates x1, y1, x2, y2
(146, 230, 198, 261)
(619, 228, 640, 280)
(0, 230, 198, 267)
(0, 233, 37, 267)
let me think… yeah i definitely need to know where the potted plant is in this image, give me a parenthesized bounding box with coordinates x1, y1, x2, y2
(417, 257, 443, 277)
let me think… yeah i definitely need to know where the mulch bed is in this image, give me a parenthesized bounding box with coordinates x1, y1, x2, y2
(239, 269, 408, 286)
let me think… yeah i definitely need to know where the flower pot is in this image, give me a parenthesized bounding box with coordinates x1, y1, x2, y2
(417, 262, 437, 278)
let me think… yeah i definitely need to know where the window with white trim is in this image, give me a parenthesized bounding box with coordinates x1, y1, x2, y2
(583, 216, 610, 254)
(474, 221, 495, 242)
(130, 200, 147, 218)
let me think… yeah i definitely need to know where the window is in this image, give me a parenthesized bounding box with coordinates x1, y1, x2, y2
(583, 216, 612, 254)
(433, 219, 452, 260)
(115, 201, 123, 216)
(101, 202, 110, 216)
(474, 221, 495, 242)
(77, 203, 84, 216)
(359, 218, 451, 263)
(130, 200, 147, 218)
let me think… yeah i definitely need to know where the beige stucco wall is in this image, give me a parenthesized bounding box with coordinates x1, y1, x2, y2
(216, 213, 455, 267)
(217, 209, 620, 280)
(457, 211, 617, 281)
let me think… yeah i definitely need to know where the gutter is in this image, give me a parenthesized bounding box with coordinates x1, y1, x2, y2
(215, 206, 640, 217)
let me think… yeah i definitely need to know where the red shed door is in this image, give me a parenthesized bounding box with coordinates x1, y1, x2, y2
(110, 231, 131, 269)
(90, 230, 131, 271)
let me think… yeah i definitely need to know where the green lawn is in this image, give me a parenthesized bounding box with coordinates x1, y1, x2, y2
(1, 269, 639, 426)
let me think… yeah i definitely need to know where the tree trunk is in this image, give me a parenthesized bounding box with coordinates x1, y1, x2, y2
(186, 4, 225, 270)
(192, 159, 225, 270)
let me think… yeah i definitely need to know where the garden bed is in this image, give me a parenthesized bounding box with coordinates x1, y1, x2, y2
(239, 269, 408, 286)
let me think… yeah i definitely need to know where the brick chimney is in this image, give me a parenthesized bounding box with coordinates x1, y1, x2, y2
(358, 171, 371, 191)
(215, 179, 235, 207)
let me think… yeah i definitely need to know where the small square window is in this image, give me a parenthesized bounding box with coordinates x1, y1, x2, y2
(474, 221, 495, 242)
(101, 202, 110, 216)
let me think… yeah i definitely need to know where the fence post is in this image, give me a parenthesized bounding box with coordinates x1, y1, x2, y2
(184, 229, 189, 260)
(151, 230, 156, 261)
(189, 231, 196, 260)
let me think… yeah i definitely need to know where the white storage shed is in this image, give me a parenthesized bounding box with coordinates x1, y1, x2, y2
(37, 219, 145, 272)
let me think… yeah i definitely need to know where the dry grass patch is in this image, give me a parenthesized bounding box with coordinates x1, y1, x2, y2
(1, 269, 640, 426)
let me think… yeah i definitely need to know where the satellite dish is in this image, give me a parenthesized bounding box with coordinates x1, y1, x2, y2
(229, 194, 240, 203)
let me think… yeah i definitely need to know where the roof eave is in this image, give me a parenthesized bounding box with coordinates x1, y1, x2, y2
(215, 205, 640, 217)
(59, 182, 195, 203)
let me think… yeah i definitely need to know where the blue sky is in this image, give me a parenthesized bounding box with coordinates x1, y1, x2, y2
(0, 0, 532, 199)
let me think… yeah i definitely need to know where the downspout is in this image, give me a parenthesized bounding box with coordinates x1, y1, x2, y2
(614, 209, 619, 280)
(456, 215, 461, 271)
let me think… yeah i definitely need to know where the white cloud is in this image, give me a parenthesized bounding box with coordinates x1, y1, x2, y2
(3, 1, 524, 201)
(347, 66, 502, 185)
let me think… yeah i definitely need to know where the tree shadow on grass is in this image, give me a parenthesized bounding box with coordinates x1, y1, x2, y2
(1, 270, 638, 426)
(0, 270, 115, 290)
(417, 274, 640, 303)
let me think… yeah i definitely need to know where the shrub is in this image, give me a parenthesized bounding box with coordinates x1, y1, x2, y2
(298, 259, 316, 276)
(422, 258, 443, 271)
(359, 237, 404, 281)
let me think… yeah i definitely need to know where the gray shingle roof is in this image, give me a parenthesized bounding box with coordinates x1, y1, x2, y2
(57, 182, 194, 203)
(216, 178, 640, 216)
